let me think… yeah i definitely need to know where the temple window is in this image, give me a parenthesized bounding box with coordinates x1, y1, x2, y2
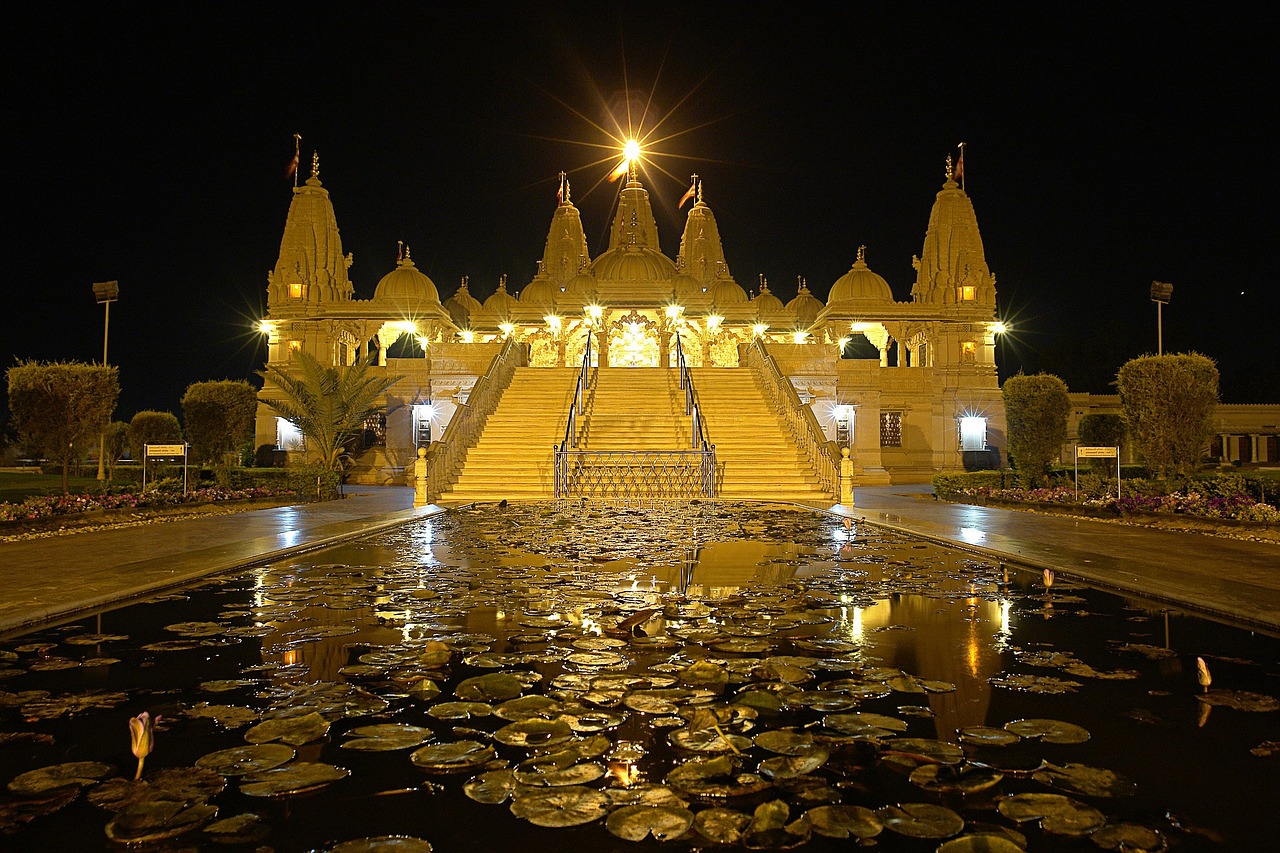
(960, 285, 976, 301)
(289, 282, 303, 298)
(288, 340, 301, 359)
(961, 341, 976, 363)
(880, 412, 903, 447)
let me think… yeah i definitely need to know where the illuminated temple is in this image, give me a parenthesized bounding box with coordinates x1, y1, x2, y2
(255, 152, 1007, 500)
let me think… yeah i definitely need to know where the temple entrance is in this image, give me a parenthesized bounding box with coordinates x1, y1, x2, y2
(606, 310, 660, 367)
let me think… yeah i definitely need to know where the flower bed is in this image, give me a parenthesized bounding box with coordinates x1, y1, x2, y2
(0, 486, 297, 525)
(958, 484, 1280, 524)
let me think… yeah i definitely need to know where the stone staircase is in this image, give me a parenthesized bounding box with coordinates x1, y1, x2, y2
(435, 365, 832, 503)
(690, 367, 833, 503)
(436, 368, 577, 502)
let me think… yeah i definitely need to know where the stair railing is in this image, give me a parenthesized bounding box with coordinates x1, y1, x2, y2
(674, 331, 716, 496)
(744, 337, 839, 500)
(425, 336, 528, 500)
(554, 329, 595, 497)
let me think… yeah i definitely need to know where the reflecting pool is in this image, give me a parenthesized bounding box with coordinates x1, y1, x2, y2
(1, 502, 1276, 851)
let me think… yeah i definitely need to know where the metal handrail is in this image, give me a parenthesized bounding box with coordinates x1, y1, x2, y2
(745, 337, 839, 499)
(560, 328, 595, 450)
(673, 331, 712, 453)
(425, 337, 528, 500)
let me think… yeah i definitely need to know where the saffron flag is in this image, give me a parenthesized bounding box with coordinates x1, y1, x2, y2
(286, 152, 299, 179)
(608, 160, 628, 182)
(678, 179, 697, 209)
(955, 144, 965, 181)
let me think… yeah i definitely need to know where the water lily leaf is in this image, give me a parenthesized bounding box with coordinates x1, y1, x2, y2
(823, 712, 908, 738)
(607, 784, 688, 808)
(464, 769, 518, 804)
(909, 763, 1003, 794)
(937, 834, 1026, 852)
(753, 730, 816, 755)
(566, 650, 627, 668)
(624, 693, 681, 714)
(509, 785, 611, 827)
(759, 749, 829, 780)
(998, 793, 1106, 836)
(1197, 690, 1280, 712)
(694, 807, 751, 844)
(239, 762, 349, 797)
(666, 756, 771, 799)
(195, 744, 297, 778)
(680, 660, 729, 686)
(494, 717, 574, 748)
(88, 767, 225, 811)
(20, 691, 129, 719)
(456, 673, 525, 702)
(28, 657, 80, 671)
(341, 724, 433, 751)
(186, 703, 258, 728)
(200, 679, 260, 693)
(713, 639, 774, 655)
(743, 799, 811, 849)
(407, 678, 442, 700)
(959, 726, 1021, 746)
(104, 800, 218, 843)
(804, 804, 883, 839)
(410, 741, 496, 774)
(201, 812, 272, 844)
(989, 674, 1083, 694)
(882, 738, 964, 766)
(1090, 822, 1165, 850)
(606, 804, 695, 841)
(8, 761, 112, 795)
(427, 701, 492, 720)
(1003, 719, 1090, 744)
(1032, 762, 1137, 797)
(0, 786, 78, 832)
(63, 632, 130, 645)
(244, 711, 329, 746)
(668, 726, 753, 753)
(875, 802, 964, 839)
(564, 709, 626, 732)
(329, 836, 434, 852)
(514, 762, 606, 787)
(164, 621, 225, 637)
(494, 695, 562, 721)
(733, 691, 783, 714)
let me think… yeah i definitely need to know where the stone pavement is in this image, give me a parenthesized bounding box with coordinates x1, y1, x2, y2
(1, 484, 1276, 639)
(838, 484, 1280, 633)
(0, 487, 438, 637)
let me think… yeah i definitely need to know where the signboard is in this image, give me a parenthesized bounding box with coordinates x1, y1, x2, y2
(1076, 446, 1118, 458)
(146, 444, 187, 456)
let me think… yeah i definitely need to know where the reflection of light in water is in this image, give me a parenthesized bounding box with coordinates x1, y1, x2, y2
(282, 649, 301, 666)
(999, 599, 1011, 634)
(959, 527, 985, 545)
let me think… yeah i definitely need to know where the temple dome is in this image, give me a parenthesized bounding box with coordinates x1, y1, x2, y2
(786, 278, 824, 327)
(373, 253, 439, 304)
(591, 246, 675, 283)
(520, 273, 558, 307)
(672, 271, 702, 299)
(752, 279, 784, 313)
(483, 277, 517, 316)
(566, 271, 597, 300)
(829, 247, 894, 303)
(709, 277, 748, 305)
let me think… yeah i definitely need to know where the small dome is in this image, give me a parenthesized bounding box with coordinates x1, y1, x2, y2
(591, 246, 675, 283)
(483, 277, 517, 316)
(672, 272, 701, 299)
(373, 254, 440, 304)
(443, 276, 482, 327)
(752, 279, 784, 313)
(566, 271, 597, 300)
(786, 279, 824, 327)
(829, 247, 894, 303)
(520, 273, 558, 307)
(709, 277, 748, 305)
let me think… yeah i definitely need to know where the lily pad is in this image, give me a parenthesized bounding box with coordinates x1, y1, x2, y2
(456, 673, 525, 702)
(743, 799, 811, 849)
(509, 785, 611, 827)
(759, 749, 829, 780)
(958, 726, 1021, 747)
(342, 724, 434, 751)
(88, 767, 225, 810)
(1032, 762, 1137, 797)
(1090, 823, 1166, 851)
(1003, 718, 1090, 744)
(494, 695, 562, 721)
(989, 673, 1083, 694)
(937, 834, 1026, 852)
(668, 726, 753, 753)
(998, 792, 1106, 836)
(875, 802, 964, 839)
(909, 763, 1003, 794)
(804, 804, 883, 839)
(606, 804, 695, 841)
(753, 730, 816, 755)
(427, 701, 493, 720)
(464, 769, 518, 804)
(694, 807, 751, 844)
(881, 738, 964, 766)
(410, 741, 496, 774)
(104, 800, 218, 843)
(329, 837, 434, 852)
(824, 711, 908, 738)
(196, 744, 296, 776)
(239, 762, 349, 797)
(186, 703, 259, 728)
(494, 717, 575, 749)
(244, 711, 330, 746)
(203, 812, 272, 844)
(1197, 690, 1280, 712)
(8, 761, 112, 795)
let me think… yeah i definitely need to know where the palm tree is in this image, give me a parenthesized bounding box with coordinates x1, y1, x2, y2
(259, 351, 401, 480)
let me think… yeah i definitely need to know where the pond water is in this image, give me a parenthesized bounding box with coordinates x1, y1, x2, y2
(1, 502, 1277, 852)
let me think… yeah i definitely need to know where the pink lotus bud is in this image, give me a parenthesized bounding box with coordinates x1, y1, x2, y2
(1196, 657, 1212, 693)
(129, 712, 158, 780)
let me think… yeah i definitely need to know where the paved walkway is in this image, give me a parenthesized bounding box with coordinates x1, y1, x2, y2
(0, 487, 436, 637)
(839, 485, 1280, 633)
(1, 485, 1276, 638)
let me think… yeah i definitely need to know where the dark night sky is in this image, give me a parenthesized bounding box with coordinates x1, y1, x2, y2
(3, 2, 1275, 423)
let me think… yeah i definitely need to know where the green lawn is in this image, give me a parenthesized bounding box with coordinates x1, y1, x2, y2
(0, 472, 110, 503)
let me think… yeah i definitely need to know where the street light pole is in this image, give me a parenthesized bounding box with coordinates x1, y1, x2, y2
(1150, 280, 1173, 356)
(93, 281, 120, 481)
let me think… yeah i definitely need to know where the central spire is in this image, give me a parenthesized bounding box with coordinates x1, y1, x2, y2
(608, 169, 661, 253)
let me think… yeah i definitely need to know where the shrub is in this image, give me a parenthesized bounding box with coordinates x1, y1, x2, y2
(1003, 373, 1071, 486)
(181, 380, 259, 474)
(1117, 353, 1218, 479)
(6, 361, 120, 492)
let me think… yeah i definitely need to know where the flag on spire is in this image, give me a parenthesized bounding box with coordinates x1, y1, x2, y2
(678, 175, 698, 209)
(608, 159, 628, 182)
(955, 142, 966, 185)
(286, 133, 301, 183)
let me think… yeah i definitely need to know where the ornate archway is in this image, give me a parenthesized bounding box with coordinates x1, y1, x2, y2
(606, 310, 660, 367)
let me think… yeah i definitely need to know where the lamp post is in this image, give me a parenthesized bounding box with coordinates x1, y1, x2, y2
(93, 281, 119, 481)
(1150, 281, 1173, 356)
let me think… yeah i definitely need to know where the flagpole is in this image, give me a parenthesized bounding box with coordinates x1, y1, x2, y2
(958, 141, 966, 193)
(293, 133, 301, 188)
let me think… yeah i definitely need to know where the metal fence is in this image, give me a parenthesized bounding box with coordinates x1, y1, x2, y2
(554, 448, 716, 500)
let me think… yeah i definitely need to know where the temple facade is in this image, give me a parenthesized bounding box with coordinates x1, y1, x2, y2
(254, 154, 1007, 488)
